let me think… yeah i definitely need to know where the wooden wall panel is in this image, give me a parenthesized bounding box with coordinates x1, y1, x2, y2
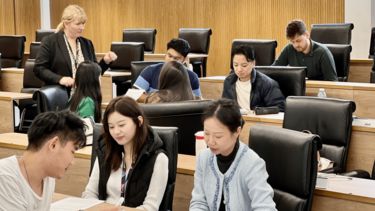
(14, 0, 40, 51)
(0, 0, 15, 34)
(50, 0, 344, 76)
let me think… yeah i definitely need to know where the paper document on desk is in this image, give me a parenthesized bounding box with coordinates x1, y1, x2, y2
(125, 88, 145, 100)
(50, 197, 103, 211)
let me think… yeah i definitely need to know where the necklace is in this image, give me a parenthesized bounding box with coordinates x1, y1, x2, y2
(21, 157, 31, 185)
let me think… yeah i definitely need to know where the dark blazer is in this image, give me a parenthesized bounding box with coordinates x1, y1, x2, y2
(34, 31, 108, 86)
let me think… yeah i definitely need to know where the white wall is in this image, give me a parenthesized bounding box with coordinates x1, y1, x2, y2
(345, 0, 374, 59)
(40, 0, 51, 29)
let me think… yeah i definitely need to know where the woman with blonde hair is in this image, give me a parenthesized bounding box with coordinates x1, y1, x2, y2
(34, 4, 117, 95)
(145, 61, 195, 103)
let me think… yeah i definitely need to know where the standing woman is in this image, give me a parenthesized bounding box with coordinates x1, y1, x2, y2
(34, 4, 117, 93)
(190, 99, 276, 211)
(82, 97, 169, 211)
(145, 61, 195, 103)
(69, 61, 102, 123)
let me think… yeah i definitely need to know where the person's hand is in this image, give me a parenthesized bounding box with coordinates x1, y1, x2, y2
(103, 51, 118, 64)
(59, 76, 75, 87)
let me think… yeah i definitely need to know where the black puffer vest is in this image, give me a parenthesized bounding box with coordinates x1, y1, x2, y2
(96, 127, 165, 207)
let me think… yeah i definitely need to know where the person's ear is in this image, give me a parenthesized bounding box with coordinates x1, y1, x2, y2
(304, 31, 310, 39)
(48, 136, 60, 151)
(251, 60, 256, 67)
(138, 116, 144, 127)
(234, 126, 242, 138)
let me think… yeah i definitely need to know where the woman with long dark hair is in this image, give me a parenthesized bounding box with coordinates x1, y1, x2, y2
(145, 61, 195, 103)
(69, 61, 102, 122)
(82, 97, 168, 210)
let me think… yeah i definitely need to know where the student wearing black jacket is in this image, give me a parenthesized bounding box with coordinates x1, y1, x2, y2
(222, 45, 285, 111)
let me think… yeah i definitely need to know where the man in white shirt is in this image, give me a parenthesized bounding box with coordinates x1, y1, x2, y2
(0, 110, 86, 211)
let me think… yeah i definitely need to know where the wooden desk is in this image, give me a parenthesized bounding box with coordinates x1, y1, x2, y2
(176, 154, 375, 211)
(0, 92, 33, 133)
(349, 59, 372, 83)
(0, 68, 129, 104)
(313, 174, 375, 210)
(95, 52, 208, 62)
(0, 133, 92, 196)
(53, 193, 141, 211)
(101, 71, 131, 102)
(144, 53, 208, 61)
(200, 76, 375, 118)
(2, 133, 373, 210)
(0, 68, 24, 92)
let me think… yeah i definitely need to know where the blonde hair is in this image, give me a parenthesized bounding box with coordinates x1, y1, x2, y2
(56, 5, 87, 32)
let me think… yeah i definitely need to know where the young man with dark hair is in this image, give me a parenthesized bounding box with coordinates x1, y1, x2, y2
(222, 45, 285, 112)
(273, 19, 338, 81)
(0, 110, 86, 210)
(134, 38, 201, 101)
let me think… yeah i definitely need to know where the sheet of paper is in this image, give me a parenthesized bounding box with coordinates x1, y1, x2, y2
(50, 197, 103, 211)
(125, 88, 145, 100)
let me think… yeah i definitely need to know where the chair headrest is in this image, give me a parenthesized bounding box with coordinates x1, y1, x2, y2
(123, 28, 157, 52)
(178, 28, 212, 53)
(110, 42, 145, 70)
(250, 125, 319, 197)
(255, 66, 306, 97)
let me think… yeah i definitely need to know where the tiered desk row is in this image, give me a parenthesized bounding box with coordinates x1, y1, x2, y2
(0, 58, 374, 210)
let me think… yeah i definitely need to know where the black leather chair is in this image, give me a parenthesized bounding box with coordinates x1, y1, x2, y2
(178, 28, 212, 77)
(32, 85, 69, 114)
(90, 123, 103, 175)
(231, 39, 277, 68)
(18, 59, 44, 132)
(0, 35, 26, 68)
(255, 66, 306, 97)
(90, 126, 178, 211)
(283, 96, 356, 173)
(310, 23, 354, 44)
(140, 100, 212, 155)
(123, 28, 157, 54)
(371, 56, 375, 83)
(109, 42, 145, 95)
(324, 44, 352, 81)
(29, 42, 41, 59)
(35, 29, 55, 42)
(250, 125, 319, 211)
(130, 61, 163, 86)
(371, 71, 375, 83)
(152, 126, 178, 211)
(369, 27, 375, 58)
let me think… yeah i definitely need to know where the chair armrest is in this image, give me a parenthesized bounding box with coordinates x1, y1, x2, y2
(340, 170, 371, 179)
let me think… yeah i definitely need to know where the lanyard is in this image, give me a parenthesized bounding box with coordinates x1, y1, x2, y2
(121, 160, 130, 199)
(64, 33, 79, 69)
